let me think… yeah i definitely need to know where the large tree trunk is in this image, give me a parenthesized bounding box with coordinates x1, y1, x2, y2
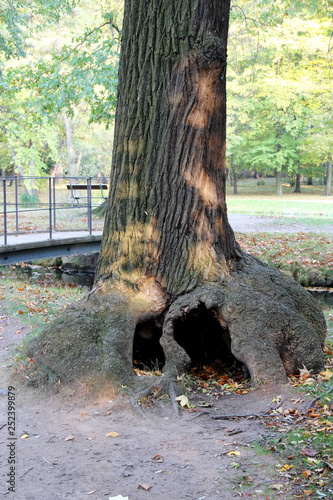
(324, 153, 332, 196)
(28, 0, 325, 395)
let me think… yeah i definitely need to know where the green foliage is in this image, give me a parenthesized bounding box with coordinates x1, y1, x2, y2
(0, 0, 76, 61)
(1, 0, 332, 191)
(227, 1, 333, 191)
(3, 1, 122, 127)
(20, 192, 41, 207)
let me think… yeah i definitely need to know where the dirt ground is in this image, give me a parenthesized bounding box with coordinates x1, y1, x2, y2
(0, 313, 315, 500)
(1, 214, 330, 500)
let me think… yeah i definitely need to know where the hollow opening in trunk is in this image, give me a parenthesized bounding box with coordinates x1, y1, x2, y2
(133, 320, 165, 371)
(173, 305, 245, 377)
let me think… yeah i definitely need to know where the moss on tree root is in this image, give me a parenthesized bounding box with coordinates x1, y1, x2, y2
(25, 253, 326, 393)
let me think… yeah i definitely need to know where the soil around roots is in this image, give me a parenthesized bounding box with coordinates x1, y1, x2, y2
(25, 252, 326, 394)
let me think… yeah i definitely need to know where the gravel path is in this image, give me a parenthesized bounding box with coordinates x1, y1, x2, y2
(228, 213, 333, 234)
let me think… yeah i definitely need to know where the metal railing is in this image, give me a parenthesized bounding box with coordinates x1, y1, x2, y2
(0, 176, 108, 245)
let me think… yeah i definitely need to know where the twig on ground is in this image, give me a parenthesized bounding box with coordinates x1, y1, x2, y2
(42, 457, 65, 475)
(246, 479, 288, 494)
(213, 398, 285, 420)
(227, 430, 243, 436)
(212, 411, 269, 420)
(307, 386, 333, 410)
(19, 467, 33, 479)
(190, 411, 210, 420)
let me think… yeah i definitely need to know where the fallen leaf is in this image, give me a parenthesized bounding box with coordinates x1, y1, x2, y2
(320, 369, 333, 381)
(106, 432, 119, 437)
(271, 484, 283, 491)
(21, 433, 29, 439)
(303, 378, 316, 386)
(302, 470, 312, 479)
(175, 395, 190, 408)
(301, 448, 317, 457)
(230, 462, 240, 468)
(227, 450, 241, 456)
(138, 484, 152, 491)
(299, 365, 311, 380)
(281, 464, 294, 471)
(65, 436, 74, 441)
(18, 310, 24, 314)
(152, 454, 164, 463)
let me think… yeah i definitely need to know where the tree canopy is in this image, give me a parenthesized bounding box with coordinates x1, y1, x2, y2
(0, 0, 332, 193)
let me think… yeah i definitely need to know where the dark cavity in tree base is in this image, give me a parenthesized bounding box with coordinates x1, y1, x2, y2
(133, 320, 165, 371)
(173, 305, 232, 364)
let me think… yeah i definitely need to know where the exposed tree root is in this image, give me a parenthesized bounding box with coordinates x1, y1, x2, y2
(24, 253, 326, 397)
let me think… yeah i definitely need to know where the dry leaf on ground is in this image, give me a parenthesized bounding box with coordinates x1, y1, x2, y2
(138, 484, 152, 491)
(175, 395, 190, 408)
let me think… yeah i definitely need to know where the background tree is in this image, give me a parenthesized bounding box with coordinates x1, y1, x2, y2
(28, 0, 326, 395)
(226, 0, 333, 194)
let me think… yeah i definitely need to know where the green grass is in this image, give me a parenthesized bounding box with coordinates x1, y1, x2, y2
(226, 178, 333, 218)
(0, 265, 86, 326)
(236, 232, 333, 287)
(227, 197, 333, 218)
(0, 265, 87, 386)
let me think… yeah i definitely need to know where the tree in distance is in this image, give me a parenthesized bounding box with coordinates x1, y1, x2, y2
(27, 0, 326, 396)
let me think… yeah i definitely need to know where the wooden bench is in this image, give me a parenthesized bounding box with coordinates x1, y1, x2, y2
(66, 183, 108, 207)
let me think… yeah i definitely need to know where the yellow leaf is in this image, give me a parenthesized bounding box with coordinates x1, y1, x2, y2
(106, 432, 119, 437)
(227, 450, 241, 456)
(175, 395, 190, 408)
(21, 433, 29, 439)
(320, 369, 333, 381)
(281, 464, 294, 471)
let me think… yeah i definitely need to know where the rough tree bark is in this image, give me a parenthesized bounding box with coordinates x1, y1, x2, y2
(27, 0, 326, 395)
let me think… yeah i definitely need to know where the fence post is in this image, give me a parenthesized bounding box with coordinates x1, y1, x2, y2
(48, 177, 53, 239)
(53, 177, 56, 230)
(87, 177, 92, 235)
(3, 179, 7, 245)
(15, 176, 18, 232)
